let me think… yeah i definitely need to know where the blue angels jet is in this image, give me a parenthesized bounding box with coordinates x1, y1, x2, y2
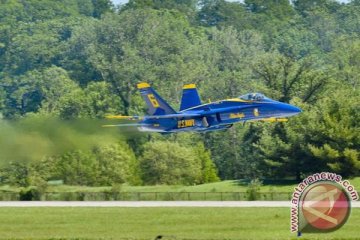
(105, 82, 301, 133)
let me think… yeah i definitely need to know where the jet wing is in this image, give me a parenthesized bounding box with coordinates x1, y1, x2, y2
(186, 105, 258, 116)
(106, 106, 256, 121)
(105, 113, 201, 121)
(145, 106, 257, 119)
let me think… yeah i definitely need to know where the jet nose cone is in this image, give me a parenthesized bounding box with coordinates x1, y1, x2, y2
(284, 104, 302, 116)
(291, 105, 302, 114)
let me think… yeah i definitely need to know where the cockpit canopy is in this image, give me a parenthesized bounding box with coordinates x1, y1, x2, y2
(239, 93, 266, 101)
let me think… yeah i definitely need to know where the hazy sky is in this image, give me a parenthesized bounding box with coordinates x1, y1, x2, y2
(111, 0, 351, 6)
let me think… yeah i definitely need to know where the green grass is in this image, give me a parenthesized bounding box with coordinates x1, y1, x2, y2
(0, 207, 359, 239)
(40, 177, 360, 193)
(2, 177, 360, 194)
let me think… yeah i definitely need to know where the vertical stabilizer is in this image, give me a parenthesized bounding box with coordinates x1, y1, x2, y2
(180, 84, 202, 111)
(137, 82, 176, 115)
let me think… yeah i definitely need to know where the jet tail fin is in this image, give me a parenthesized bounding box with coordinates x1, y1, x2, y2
(137, 82, 176, 116)
(180, 84, 202, 111)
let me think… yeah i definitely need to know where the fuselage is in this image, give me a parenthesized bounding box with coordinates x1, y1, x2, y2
(138, 93, 301, 133)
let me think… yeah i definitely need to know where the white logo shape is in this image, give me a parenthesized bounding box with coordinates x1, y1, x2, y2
(303, 187, 339, 224)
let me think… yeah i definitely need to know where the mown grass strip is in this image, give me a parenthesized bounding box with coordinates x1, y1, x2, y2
(0, 207, 359, 239)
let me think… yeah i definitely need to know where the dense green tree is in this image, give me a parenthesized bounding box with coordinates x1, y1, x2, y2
(54, 150, 97, 185)
(307, 87, 360, 177)
(293, 0, 340, 15)
(198, 0, 251, 29)
(37, 68, 81, 114)
(0, 67, 78, 118)
(241, 0, 296, 49)
(245, 0, 295, 20)
(252, 53, 331, 103)
(255, 86, 360, 179)
(60, 18, 102, 86)
(201, 27, 266, 100)
(2, 17, 87, 75)
(140, 141, 203, 185)
(329, 36, 360, 88)
(254, 115, 312, 180)
(0, 0, 106, 22)
(92, 143, 141, 185)
(203, 124, 264, 180)
(0, 162, 29, 186)
(92, 0, 114, 18)
(121, 0, 197, 20)
(83, 82, 124, 117)
(193, 143, 219, 183)
(71, 9, 209, 114)
(300, 6, 338, 53)
(335, 2, 360, 35)
(50, 81, 124, 119)
(203, 128, 242, 179)
(38, 142, 140, 186)
(55, 89, 93, 119)
(273, 22, 320, 59)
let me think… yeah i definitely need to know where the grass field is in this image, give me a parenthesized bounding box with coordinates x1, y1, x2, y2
(2, 177, 360, 194)
(0, 207, 359, 239)
(35, 177, 360, 193)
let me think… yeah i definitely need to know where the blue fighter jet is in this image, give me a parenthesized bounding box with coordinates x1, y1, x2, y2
(105, 82, 301, 133)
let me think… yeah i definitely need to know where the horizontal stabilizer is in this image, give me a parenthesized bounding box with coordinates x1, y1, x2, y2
(102, 123, 151, 127)
(180, 84, 202, 111)
(105, 115, 143, 120)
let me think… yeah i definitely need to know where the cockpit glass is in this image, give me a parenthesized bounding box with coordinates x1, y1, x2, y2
(239, 93, 265, 101)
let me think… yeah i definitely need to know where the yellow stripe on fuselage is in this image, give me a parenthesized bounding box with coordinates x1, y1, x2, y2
(224, 98, 250, 102)
(230, 113, 245, 119)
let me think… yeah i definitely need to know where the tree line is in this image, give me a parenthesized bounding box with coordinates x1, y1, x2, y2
(0, 0, 359, 187)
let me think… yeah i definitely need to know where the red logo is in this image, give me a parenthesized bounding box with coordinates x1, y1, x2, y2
(301, 182, 351, 232)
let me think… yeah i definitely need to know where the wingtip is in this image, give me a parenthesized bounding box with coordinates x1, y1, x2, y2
(183, 83, 196, 89)
(137, 82, 150, 89)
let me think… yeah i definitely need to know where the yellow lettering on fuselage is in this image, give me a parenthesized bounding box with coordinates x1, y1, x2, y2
(229, 113, 245, 119)
(147, 94, 160, 108)
(178, 119, 195, 128)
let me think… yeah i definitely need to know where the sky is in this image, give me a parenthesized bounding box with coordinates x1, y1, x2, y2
(111, 0, 127, 5)
(111, 0, 351, 6)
